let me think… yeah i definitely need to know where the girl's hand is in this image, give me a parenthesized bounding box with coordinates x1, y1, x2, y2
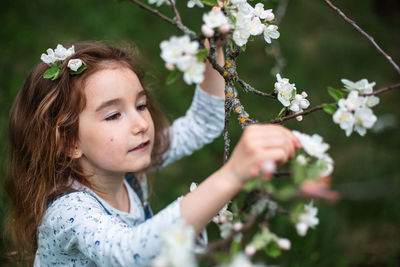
(223, 124, 301, 188)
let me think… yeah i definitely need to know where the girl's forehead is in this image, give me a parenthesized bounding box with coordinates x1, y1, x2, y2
(83, 67, 144, 107)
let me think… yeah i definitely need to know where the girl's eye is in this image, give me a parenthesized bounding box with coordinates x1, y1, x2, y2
(105, 113, 121, 121)
(137, 104, 148, 111)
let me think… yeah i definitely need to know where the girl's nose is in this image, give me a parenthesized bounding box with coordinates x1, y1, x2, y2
(131, 112, 149, 134)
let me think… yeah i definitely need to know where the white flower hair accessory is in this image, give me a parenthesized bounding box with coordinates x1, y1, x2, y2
(40, 44, 86, 80)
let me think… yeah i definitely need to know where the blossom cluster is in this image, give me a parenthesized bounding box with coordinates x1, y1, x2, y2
(40, 44, 85, 80)
(296, 202, 319, 236)
(228, 1, 279, 46)
(292, 131, 333, 177)
(275, 74, 310, 121)
(333, 79, 379, 136)
(160, 36, 205, 85)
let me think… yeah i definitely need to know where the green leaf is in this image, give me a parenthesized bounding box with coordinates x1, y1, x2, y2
(166, 69, 181, 86)
(241, 44, 247, 52)
(275, 107, 287, 119)
(291, 155, 308, 184)
(327, 87, 344, 102)
(306, 160, 325, 181)
(230, 240, 241, 256)
(201, 0, 218, 7)
(196, 48, 209, 62)
(264, 242, 282, 258)
(229, 40, 235, 52)
(43, 65, 60, 80)
(322, 103, 338, 115)
(70, 65, 87, 75)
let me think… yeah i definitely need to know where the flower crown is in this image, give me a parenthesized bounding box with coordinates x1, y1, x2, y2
(40, 44, 86, 80)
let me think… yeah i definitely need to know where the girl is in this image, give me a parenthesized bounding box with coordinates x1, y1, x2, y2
(5, 41, 299, 266)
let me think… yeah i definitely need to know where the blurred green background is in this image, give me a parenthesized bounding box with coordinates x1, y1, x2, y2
(1, 0, 399, 266)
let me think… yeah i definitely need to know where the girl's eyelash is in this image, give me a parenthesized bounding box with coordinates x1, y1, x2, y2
(105, 113, 121, 121)
(137, 103, 147, 111)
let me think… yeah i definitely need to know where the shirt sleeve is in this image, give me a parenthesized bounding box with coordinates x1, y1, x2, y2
(36, 192, 183, 266)
(161, 85, 225, 167)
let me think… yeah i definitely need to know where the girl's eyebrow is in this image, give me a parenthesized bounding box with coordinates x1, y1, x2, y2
(95, 90, 146, 113)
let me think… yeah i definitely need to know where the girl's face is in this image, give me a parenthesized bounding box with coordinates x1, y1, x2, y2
(77, 66, 155, 177)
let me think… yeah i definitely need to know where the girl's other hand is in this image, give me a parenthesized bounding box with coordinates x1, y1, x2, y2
(224, 124, 301, 188)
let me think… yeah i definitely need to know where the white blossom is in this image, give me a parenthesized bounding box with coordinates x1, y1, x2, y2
(182, 58, 206, 85)
(339, 91, 366, 112)
(333, 108, 355, 136)
(224, 253, 255, 267)
(274, 74, 296, 107)
(231, 0, 247, 6)
(318, 154, 334, 176)
(40, 48, 56, 64)
(290, 94, 310, 112)
(296, 154, 307, 165)
(187, 0, 204, 8)
(253, 3, 270, 19)
(54, 44, 74, 61)
(155, 219, 197, 267)
(263, 25, 280, 44)
(148, 0, 172, 7)
(296, 202, 319, 236)
(292, 131, 330, 159)
(233, 28, 251, 46)
(203, 9, 228, 29)
(341, 78, 375, 94)
(249, 17, 265, 36)
(366, 95, 380, 108)
(67, 59, 82, 72)
(201, 24, 215, 37)
(353, 107, 377, 136)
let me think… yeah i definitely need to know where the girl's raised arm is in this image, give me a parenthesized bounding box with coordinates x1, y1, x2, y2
(180, 124, 301, 234)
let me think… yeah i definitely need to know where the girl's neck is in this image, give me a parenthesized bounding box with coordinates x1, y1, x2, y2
(88, 173, 130, 213)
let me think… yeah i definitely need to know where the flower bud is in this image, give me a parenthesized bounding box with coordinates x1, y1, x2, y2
(220, 23, 231, 33)
(233, 222, 243, 231)
(301, 91, 308, 98)
(296, 115, 303, 121)
(266, 12, 275, 21)
(201, 24, 215, 37)
(296, 222, 308, 236)
(245, 245, 256, 256)
(212, 216, 220, 224)
(277, 238, 291, 250)
(261, 160, 276, 174)
(165, 63, 175, 70)
(219, 214, 227, 224)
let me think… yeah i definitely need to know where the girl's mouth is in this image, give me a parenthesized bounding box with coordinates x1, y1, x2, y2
(130, 141, 150, 152)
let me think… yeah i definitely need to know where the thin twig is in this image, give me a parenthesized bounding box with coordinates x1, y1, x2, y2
(324, 0, 400, 76)
(167, 0, 182, 22)
(236, 78, 276, 99)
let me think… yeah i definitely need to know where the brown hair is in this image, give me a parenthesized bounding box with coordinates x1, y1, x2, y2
(4, 41, 170, 263)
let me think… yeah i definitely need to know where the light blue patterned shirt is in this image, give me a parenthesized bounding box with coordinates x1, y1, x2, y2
(34, 86, 225, 266)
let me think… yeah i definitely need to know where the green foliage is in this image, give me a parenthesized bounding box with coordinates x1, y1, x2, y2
(196, 48, 209, 62)
(165, 69, 181, 85)
(43, 65, 61, 80)
(322, 103, 338, 115)
(201, 0, 218, 7)
(327, 86, 345, 102)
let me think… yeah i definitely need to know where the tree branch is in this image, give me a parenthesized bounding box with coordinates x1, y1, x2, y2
(324, 0, 400, 76)
(264, 83, 400, 124)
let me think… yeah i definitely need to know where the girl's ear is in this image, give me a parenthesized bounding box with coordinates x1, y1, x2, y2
(71, 147, 82, 159)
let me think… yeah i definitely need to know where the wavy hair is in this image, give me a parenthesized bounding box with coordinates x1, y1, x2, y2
(5, 41, 170, 264)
